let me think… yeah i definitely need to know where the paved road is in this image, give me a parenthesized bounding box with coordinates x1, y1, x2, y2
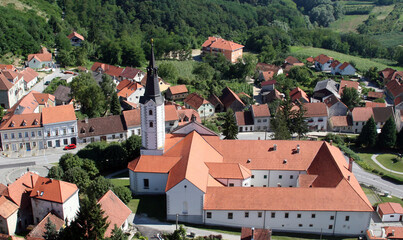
(31, 68, 63, 93)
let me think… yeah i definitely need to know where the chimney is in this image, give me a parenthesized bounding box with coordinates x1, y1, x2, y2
(283, 159, 287, 164)
(329, 140, 333, 146)
(37, 190, 40, 196)
(84, 117, 88, 124)
(296, 145, 300, 154)
(247, 159, 251, 163)
(251, 227, 255, 240)
(348, 157, 354, 172)
(273, 144, 277, 151)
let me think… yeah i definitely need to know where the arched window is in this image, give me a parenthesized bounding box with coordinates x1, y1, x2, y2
(149, 121, 153, 128)
(149, 110, 153, 115)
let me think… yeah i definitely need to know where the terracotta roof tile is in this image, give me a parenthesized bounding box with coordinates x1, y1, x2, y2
(0, 113, 42, 130)
(67, 31, 84, 41)
(165, 105, 179, 122)
(290, 87, 309, 103)
(220, 87, 245, 108)
(339, 62, 351, 70)
(208, 94, 223, 107)
(120, 67, 142, 79)
(117, 82, 143, 98)
(116, 79, 132, 91)
(42, 105, 76, 124)
(365, 102, 386, 108)
(384, 226, 403, 239)
(26, 212, 65, 239)
(202, 37, 244, 51)
(206, 163, 251, 179)
(386, 79, 403, 98)
(380, 68, 396, 80)
(30, 177, 78, 204)
(235, 111, 254, 126)
(298, 174, 317, 188)
(184, 93, 210, 109)
(21, 68, 38, 83)
(256, 63, 281, 73)
(352, 107, 373, 122)
(313, 54, 332, 65)
(241, 228, 271, 240)
(372, 106, 394, 123)
(252, 104, 270, 117)
(98, 190, 132, 238)
(0, 195, 19, 218)
(261, 79, 276, 86)
(330, 60, 341, 68)
(168, 85, 188, 95)
(0, 73, 14, 90)
(261, 71, 275, 81)
(27, 48, 52, 62)
(339, 80, 359, 95)
(378, 202, 403, 215)
(122, 109, 141, 127)
(284, 56, 302, 65)
(177, 108, 201, 125)
(367, 91, 384, 99)
(306, 57, 314, 63)
(330, 116, 352, 127)
(7, 172, 39, 207)
(303, 102, 328, 117)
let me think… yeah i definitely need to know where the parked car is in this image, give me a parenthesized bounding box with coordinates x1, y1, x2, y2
(44, 81, 51, 85)
(64, 144, 76, 150)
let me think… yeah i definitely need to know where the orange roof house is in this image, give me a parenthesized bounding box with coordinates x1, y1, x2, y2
(42, 104, 76, 124)
(339, 80, 359, 96)
(166, 85, 189, 100)
(26, 212, 65, 240)
(377, 202, 403, 222)
(283, 56, 304, 68)
(91, 62, 124, 79)
(289, 87, 309, 103)
(67, 31, 84, 41)
(98, 190, 132, 238)
(27, 48, 53, 69)
(202, 37, 244, 63)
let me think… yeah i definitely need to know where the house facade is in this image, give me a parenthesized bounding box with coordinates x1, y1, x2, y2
(120, 67, 145, 82)
(27, 47, 53, 69)
(328, 116, 353, 133)
(166, 85, 189, 101)
(303, 103, 328, 131)
(331, 62, 356, 76)
(235, 111, 254, 132)
(0, 196, 18, 235)
(77, 115, 127, 144)
(377, 202, 403, 222)
(314, 54, 333, 72)
(0, 69, 26, 109)
(251, 104, 270, 131)
(42, 105, 78, 148)
(67, 32, 84, 47)
(184, 93, 215, 118)
(122, 109, 142, 138)
(202, 37, 244, 63)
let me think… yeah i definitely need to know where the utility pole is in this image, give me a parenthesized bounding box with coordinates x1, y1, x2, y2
(176, 214, 179, 230)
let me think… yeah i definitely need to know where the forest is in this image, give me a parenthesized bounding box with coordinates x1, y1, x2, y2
(0, 0, 402, 68)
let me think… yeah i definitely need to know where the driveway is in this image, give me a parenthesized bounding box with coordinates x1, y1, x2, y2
(31, 68, 63, 93)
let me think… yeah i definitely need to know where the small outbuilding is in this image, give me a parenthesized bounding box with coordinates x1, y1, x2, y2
(377, 202, 403, 222)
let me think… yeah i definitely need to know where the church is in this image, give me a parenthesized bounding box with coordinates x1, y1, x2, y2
(128, 44, 373, 237)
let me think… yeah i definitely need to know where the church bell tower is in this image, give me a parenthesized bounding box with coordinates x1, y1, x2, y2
(139, 40, 165, 156)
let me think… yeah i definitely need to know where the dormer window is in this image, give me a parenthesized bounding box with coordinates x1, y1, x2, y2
(21, 120, 26, 126)
(80, 128, 86, 134)
(89, 126, 95, 132)
(33, 119, 39, 125)
(9, 121, 15, 127)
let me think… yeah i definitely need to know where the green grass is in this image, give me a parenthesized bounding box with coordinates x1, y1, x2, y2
(329, 15, 368, 33)
(127, 198, 140, 213)
(356, 153, 403, 183)
(362, 185, 403, 206)
(156, 60, 197, 84)
(380, 195, 403, 205)
(290, 46, 403, 72)
(370, 32, 403, 48)
(376, 154, 403, 173)
(110, 178, 130, 187)
(372, 4, 395, 19)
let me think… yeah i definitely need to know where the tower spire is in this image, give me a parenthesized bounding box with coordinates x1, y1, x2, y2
(140, 39, 163, 106)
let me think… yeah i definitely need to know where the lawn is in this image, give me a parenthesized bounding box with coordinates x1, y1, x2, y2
(289, 46, 403, 72)
(110, 178, 130, 187)
(356, 153, 403, 183)
(376, 154, 403, 173)
(156, 60, 197, 84)
(362, 185, 403, 206)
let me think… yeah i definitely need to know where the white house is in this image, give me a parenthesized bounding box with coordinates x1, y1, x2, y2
(120, 67, 145, 82)
(27, 47, 53, 69)
(117, 81, 145, 104)
(314, 54, 333, 72)
(235, 111, 254, 132)
(0, 69, 25, 109)
(0, 195, 18, 235)
(42, 105, 78, 148)
(122, 109, 142, 138)
(302, 102, 328, 131)
(30, 176, 79, 224)
(21, 68, 39, 90)
(251, 104, 270, 131)
(377, 202, 403, 222)
(331, 62, 356, 76)
(77, 115, 127, 144)
(127, 46, 373, 237)
(184, 93, 215, 118)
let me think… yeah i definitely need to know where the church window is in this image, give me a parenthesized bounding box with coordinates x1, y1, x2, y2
(149, 122, 153, 128)
(143, 179, 149, 189)
(149, 110, 153, 115)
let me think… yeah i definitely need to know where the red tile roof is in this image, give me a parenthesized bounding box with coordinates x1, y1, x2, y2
(168, 85, 188, 95)
(184, 93, 210, 109)
(256, 63, 281, 73)
(290, 87, 309, 103)
(339, 62, 351, 70)
(78, 115, 126, 138)
(352, 107, 373, 122)
(303, 102, 328, 117)
(117, 82, 143, 98)
(235, 111, 254, 126)
(177, 108, 201, 125)
(241, 228, 271, 240)
(368, 91, 384, 99)
(0, 64, 14, 70)
(0, 195, 19, 219)
(220, 87, 245, 108)
(261, 79, 276, 86)
(21, 68, 39, 83)
(122, 109, 141, 127)
(116, 79, 132, 91)
(202, 37, 244, 51)
(330, 60, 341, 68)
(366, 102, 387, 108)
(26, 212, 65, 240)
(380, 68, 396, 80)
(261, 71, 275, 81)
(386, 79, 403, 98)
(67, 31, 84, 41)
(7, 172, 39, 207)
(206, 163, 251, 179)
(284, 56, 302, 65)
(30, 177, 78, 204)
(252, 104, 270, 117)
(165, 105, 179, 122)
(120, 67, 142, 79)
(27, 48, 52, 62)
(0, 73, 14, 90)
(313, 54, 332, 65)
(306, 57, 314, 63)
(90, 62, 124, 78)
(330, 116, 351, 127)
(0, 113, 41, 130)
(384, 226, 403, 239)
(378, 202, 403, 215)
(339, 80, 359, 95)
(98, 190, 132, 238)
(42, 105, 76, 124)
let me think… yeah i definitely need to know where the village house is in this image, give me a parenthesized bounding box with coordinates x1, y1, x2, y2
(377, 202, 403, 222)
(261, 89, 283, 104)
(303, 102, 328, 131)
(331, 62, 356, 76)
(67, 31, 84, 47)
(379, 68, 403, 84)
(323, 94, 348, 118)
(42, 105, 78, 148)
(20, 68, 39, 90)
(98, 190, 132, 238)
(313, 79, 340, 100)
(314, 54, 333, 72)
(328, 116, 353, 133)
(184, 93, 215, 118)
(385, 79, 403, 101)
(367, 91, 384, 100)
(91, 62, 125, 83)
(0, 69, 26, 109)
(166, 85, 189, 101)
(53, 85, 72, 106)
(256, 63, 283, 78)
(289, 87, 309, 104)
(218, 87, 246, 112)
(241, 227, 272, 240)
(122, 109, 141, 138)
(202, 37, 244, 63)
(128, 48, 373, 237)
(351, 107, 394, 133)
(208, 94, 224, 113)
(261, 80, 276, 92)
(120, 67, 145, 82)
(165, 105, 180, 132)
(12, 91, 55, 115)
(235, 110, 254, 132)
(251, 104, 270, 131)
(365, 102, 386, 108)
(26, 213, 65, 240)
(27, 47, 53, 69)
(282, 56, 304, 69)
(140, 73, 170, 92)
(339, 80, 359, 96)
(117, 80, 145, 104)
(367, 226, 403, 239)
(77, 115, 127, 143)
(177, 108, 201, 126)
(0, 194, 19, 235)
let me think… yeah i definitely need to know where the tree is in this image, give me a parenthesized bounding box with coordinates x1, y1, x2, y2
(192, 63, 214, 81)
(271, 113, 291, 140)
(358, 117, 377, 148)
(63, 167, 91, 190)
(111, 186, 132, 204)
(122, 135, 142, 161)
(82, 159, 99, 179)
(396, 127, 403, 149)
(109, 225, 128, 240)
(61, 197, 109, 240)
(364, 67, 379, 82)
(287, 67, 313, 88)
(100, 74, 116, 113)
(43, 217, 59, 240)
(341, 87, 361, 109)
(59, 153, 83, 172)
(110, 92, 121, 115)
(291, 104, 308, 139)
(377, 117, 396, 149)
(158, 62, 178, 82)
(222, 109, 238, 139)
(396, 47, 403, 67)
(47, 166, 64, 180)
(87, 176, 113, 200)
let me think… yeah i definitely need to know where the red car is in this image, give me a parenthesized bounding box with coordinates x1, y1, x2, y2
(64, 144, 76, 150)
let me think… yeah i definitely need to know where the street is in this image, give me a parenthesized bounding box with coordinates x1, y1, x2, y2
(31, 68, 63, 93)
